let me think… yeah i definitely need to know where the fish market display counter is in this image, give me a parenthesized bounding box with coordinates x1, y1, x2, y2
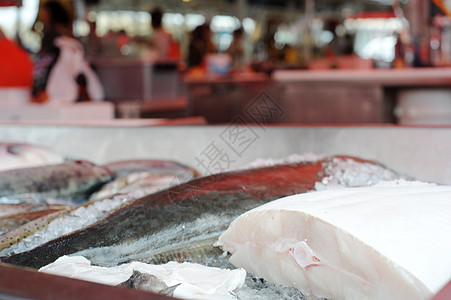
(273, 68, 451, 124)
(0, 124, 449, 183)
(183, 73, 271, 124)
(1, 124, 451, 299)
(0, 102, 115, 122)
(91, 58, 188, 118)
(0, 124, 450, 184)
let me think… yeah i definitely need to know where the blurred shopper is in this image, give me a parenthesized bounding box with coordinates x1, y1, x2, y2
(32, 0, 104, 103)
(81, 21, 102, 56)
(324, 18, 354, 58)
(187, 24, 216, 68)
(187, 25, 206, 68)
(0, 27, 33, 88)
(39, 0, 72, 54)
(227, 27, 245, 69)
(148, 7, 180, 60)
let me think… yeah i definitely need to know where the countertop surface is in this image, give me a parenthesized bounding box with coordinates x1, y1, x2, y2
(273, 67, 451, 86)
(183, 72, 270, 84)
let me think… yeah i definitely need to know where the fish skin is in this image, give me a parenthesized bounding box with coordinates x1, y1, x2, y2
(119, 271, 180, 297)
(0, 160, 114, 204)
(0, 193, 132, 256)
(0, 142, 65, 172)
(0, 207, 67, 236)
(0, 209, 70, 251)
(0, 204, 50, 217)
(88, 172, 192, 202)
(119, 270, 174, 295)
(103, 160, 200, 178)
(1, 160, 324, 269)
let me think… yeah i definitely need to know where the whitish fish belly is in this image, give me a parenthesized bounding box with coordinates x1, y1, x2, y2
(217, 183, 451, 300)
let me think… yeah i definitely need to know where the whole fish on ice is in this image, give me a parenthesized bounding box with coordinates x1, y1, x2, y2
(0, 194, 132, 254)
(1, 156, 400, 270)
(88, 172, 194, 202)
(103, 160, 200, 178)
(2, 159, 326, 268)
(216, 183, 451, 300)
(89, 159, 200, 201)
(0, 160, 114, 205)
(0, 143, 64, 171)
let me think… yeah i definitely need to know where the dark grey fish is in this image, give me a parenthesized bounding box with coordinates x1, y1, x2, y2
(103, 160, 200, 178)
(0, 160, 114, 205)
(119, 270, 180, 297)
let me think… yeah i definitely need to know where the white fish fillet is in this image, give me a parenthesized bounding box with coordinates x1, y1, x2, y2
(216, 183, 451, 300)
(39, 256, 246, 300)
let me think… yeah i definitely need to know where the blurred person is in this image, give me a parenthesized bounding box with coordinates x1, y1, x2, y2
(324, 18, 354, 58)
(187, 24, 216, 68)
(39, 0, 73, 54)
(81, 21, 102, 55)
(204, 24, 216, 54)
(187, 25, 206, 68)
(148, 7, 180, 60)
(32, 0, 104, 103)
(227, 27, 245, 69)
(0, 27, 33, 88)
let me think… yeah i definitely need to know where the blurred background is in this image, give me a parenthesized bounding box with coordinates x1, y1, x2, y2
(1, 0, 451, 125)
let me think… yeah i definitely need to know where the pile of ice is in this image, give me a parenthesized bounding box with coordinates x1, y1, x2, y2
(236, 276, 307, 300)
(232, 153, 325, 171)
(0, 195, 131, 257)
(218, 153, 403, 191)
(315, 157, 401, 191)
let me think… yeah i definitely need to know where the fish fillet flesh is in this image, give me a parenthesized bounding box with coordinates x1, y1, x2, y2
(217, 183, 451, 300)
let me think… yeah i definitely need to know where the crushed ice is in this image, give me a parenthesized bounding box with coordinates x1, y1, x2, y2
(212, 153, 325, 175)
(0, 195, 131, 256)
(314, 157, 401, 191)
(215, 153, 403, 191)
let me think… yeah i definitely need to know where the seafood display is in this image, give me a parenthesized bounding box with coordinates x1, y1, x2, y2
(0, 143, 65, 172)
(1, 160, 328, 268)
(217, 183, 451, 300)
(2, 141, 427, 300)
